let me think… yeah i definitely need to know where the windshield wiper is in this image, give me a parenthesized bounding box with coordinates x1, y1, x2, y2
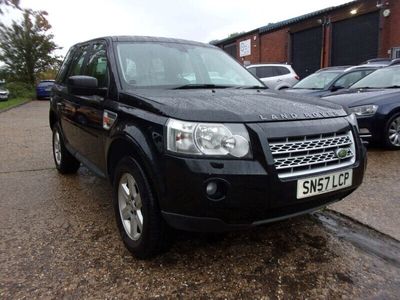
(382, 85, 400, 89)
(173, 84, 231, 90)
(353, 87, 374, 90)
(234, 85, 268, 89)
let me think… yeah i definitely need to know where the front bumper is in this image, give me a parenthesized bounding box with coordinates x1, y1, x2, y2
(160, 154, 365, 232)
(158, 118, 367, 232)
(356, 114, 386, 143)
(36, 89, 51, 98)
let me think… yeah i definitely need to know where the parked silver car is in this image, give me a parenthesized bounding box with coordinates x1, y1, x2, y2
(246, 64, 299, 90)
(0, 81, 9, 101)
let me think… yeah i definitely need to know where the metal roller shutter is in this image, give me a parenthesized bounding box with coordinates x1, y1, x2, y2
(331, 12, 379, 66)
(223, 43, 237, 59)
(291, 26, 323, 78)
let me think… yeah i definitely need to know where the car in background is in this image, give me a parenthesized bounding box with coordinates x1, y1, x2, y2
(36, 80, 55, 99)
(246, 64, 299, 90)
(323, 65, 400, 149)
(0, 86, 9, 101)
(345, 58, 400, 71)
(286, 66, 378, 97)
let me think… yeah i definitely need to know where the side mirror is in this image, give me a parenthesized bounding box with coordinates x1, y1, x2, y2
(330, 85, 344, 92)
(68, 75, 99, 96)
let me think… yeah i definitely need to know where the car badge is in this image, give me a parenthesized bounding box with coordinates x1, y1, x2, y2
(335, 148, 349, 159)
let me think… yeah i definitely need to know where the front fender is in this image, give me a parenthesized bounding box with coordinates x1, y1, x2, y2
(106, 119, 166, 205)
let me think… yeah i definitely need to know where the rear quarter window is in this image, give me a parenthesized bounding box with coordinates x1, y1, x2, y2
(275, 66, 291, 75)
(56, 48, 74, 83)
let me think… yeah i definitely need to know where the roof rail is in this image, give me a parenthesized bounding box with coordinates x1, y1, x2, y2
(388, 58, 400, 66)
(363, 58, 392, 64)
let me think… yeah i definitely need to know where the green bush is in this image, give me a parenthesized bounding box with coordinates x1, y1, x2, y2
(5, 82, 35, 99)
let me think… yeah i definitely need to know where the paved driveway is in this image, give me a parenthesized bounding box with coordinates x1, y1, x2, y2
(1, 101, 399, 299)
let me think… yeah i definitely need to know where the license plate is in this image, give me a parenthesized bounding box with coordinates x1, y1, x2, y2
(297, 169, 353, 199)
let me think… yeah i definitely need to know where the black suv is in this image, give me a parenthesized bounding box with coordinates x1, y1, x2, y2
(50, 36, 366, 258)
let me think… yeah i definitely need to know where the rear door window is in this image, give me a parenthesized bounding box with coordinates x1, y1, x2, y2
(56, 48, 74, 83)
(65, 45, 90, 80)
(275, 66, 291, 75)
(85, 43, 109, 88)
(256, 66, 277, 78)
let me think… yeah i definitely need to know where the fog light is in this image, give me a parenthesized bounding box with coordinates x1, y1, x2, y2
(206, 181, 218, 196)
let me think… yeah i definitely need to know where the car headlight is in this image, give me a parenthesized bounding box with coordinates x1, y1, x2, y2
(167, 118, 251, 158)
(349, 105, 378, 116)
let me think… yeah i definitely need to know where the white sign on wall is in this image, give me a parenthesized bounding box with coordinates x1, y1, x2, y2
(239, 39, 251, 57)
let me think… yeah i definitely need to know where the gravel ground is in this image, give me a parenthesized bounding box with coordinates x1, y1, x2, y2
(1, 101, 399, 299)
(329, 148, 400, 240)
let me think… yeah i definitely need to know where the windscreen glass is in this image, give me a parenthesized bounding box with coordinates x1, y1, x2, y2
(351, 67, 400, 89)
(293, 71, 342, 89)
(116, 42, 263, 88)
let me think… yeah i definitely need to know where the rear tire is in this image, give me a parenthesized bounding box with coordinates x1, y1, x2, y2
(52, 124, 81, 173)
(383, 113, 400, 150)
(112, 156, 168, 259)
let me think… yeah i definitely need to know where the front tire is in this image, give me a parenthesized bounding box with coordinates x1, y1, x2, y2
(52, 124, 81, 173)
(113, 156, 167, 259)
(384, 113, 400, 150)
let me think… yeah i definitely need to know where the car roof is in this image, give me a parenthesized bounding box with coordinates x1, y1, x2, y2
(388, 58, 400, 66)
(74, 36, 215, 48)
(344, 64, 384, 71)
(246, 63, 291, 68)
(315, 66, 350, 73)
(362, 58, 392, 64)
(385, 64, 400, 69)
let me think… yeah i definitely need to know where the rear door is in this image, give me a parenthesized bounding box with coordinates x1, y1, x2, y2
(254, 66, 279, 88)
(69, 42, 110, 173)
(55, 44, 91, 151)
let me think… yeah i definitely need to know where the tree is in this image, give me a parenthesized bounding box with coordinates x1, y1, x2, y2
(0, 9, 61, 84)
(228, 32, 245, 38)
(0, 0, 20, 14)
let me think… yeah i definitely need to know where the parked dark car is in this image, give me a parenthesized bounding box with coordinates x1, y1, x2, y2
(323, 65, 400, 149)
(50, 36, 366, 258)
(286, 66, 377, 97)
(36, 80, 55, 99)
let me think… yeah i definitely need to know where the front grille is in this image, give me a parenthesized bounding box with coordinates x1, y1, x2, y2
(269, 131, 356, 178)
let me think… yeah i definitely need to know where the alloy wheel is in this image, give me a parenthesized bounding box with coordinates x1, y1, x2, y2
(53, 131, 62, 165)
(118, 173, 144, 241)
(388, 116, 400, 147)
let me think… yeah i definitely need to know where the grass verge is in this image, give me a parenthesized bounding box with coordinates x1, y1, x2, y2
(0, 97, 31, 112)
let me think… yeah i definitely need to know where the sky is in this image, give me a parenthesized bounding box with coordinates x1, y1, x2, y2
(3, 0, 351, 57)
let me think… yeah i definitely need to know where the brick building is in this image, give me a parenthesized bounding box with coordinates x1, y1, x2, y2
(214, 0, 400, 78)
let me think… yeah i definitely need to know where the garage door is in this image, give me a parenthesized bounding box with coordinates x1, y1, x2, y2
(331, 12, 379, 66)
(223, 43, 237, 59)
(291, 26, 322, 78)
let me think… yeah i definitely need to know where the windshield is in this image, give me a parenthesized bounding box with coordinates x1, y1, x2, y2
(351, 67, 400, 89)
(293, 71, 342, 89)
(38, 81, 55, 87)
(115, 42, 263, 88)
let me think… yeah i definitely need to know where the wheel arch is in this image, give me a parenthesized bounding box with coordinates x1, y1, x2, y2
(106, 134, 165, 205)
(386, 106, 400, 120)
(49, 108, 57, 130)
